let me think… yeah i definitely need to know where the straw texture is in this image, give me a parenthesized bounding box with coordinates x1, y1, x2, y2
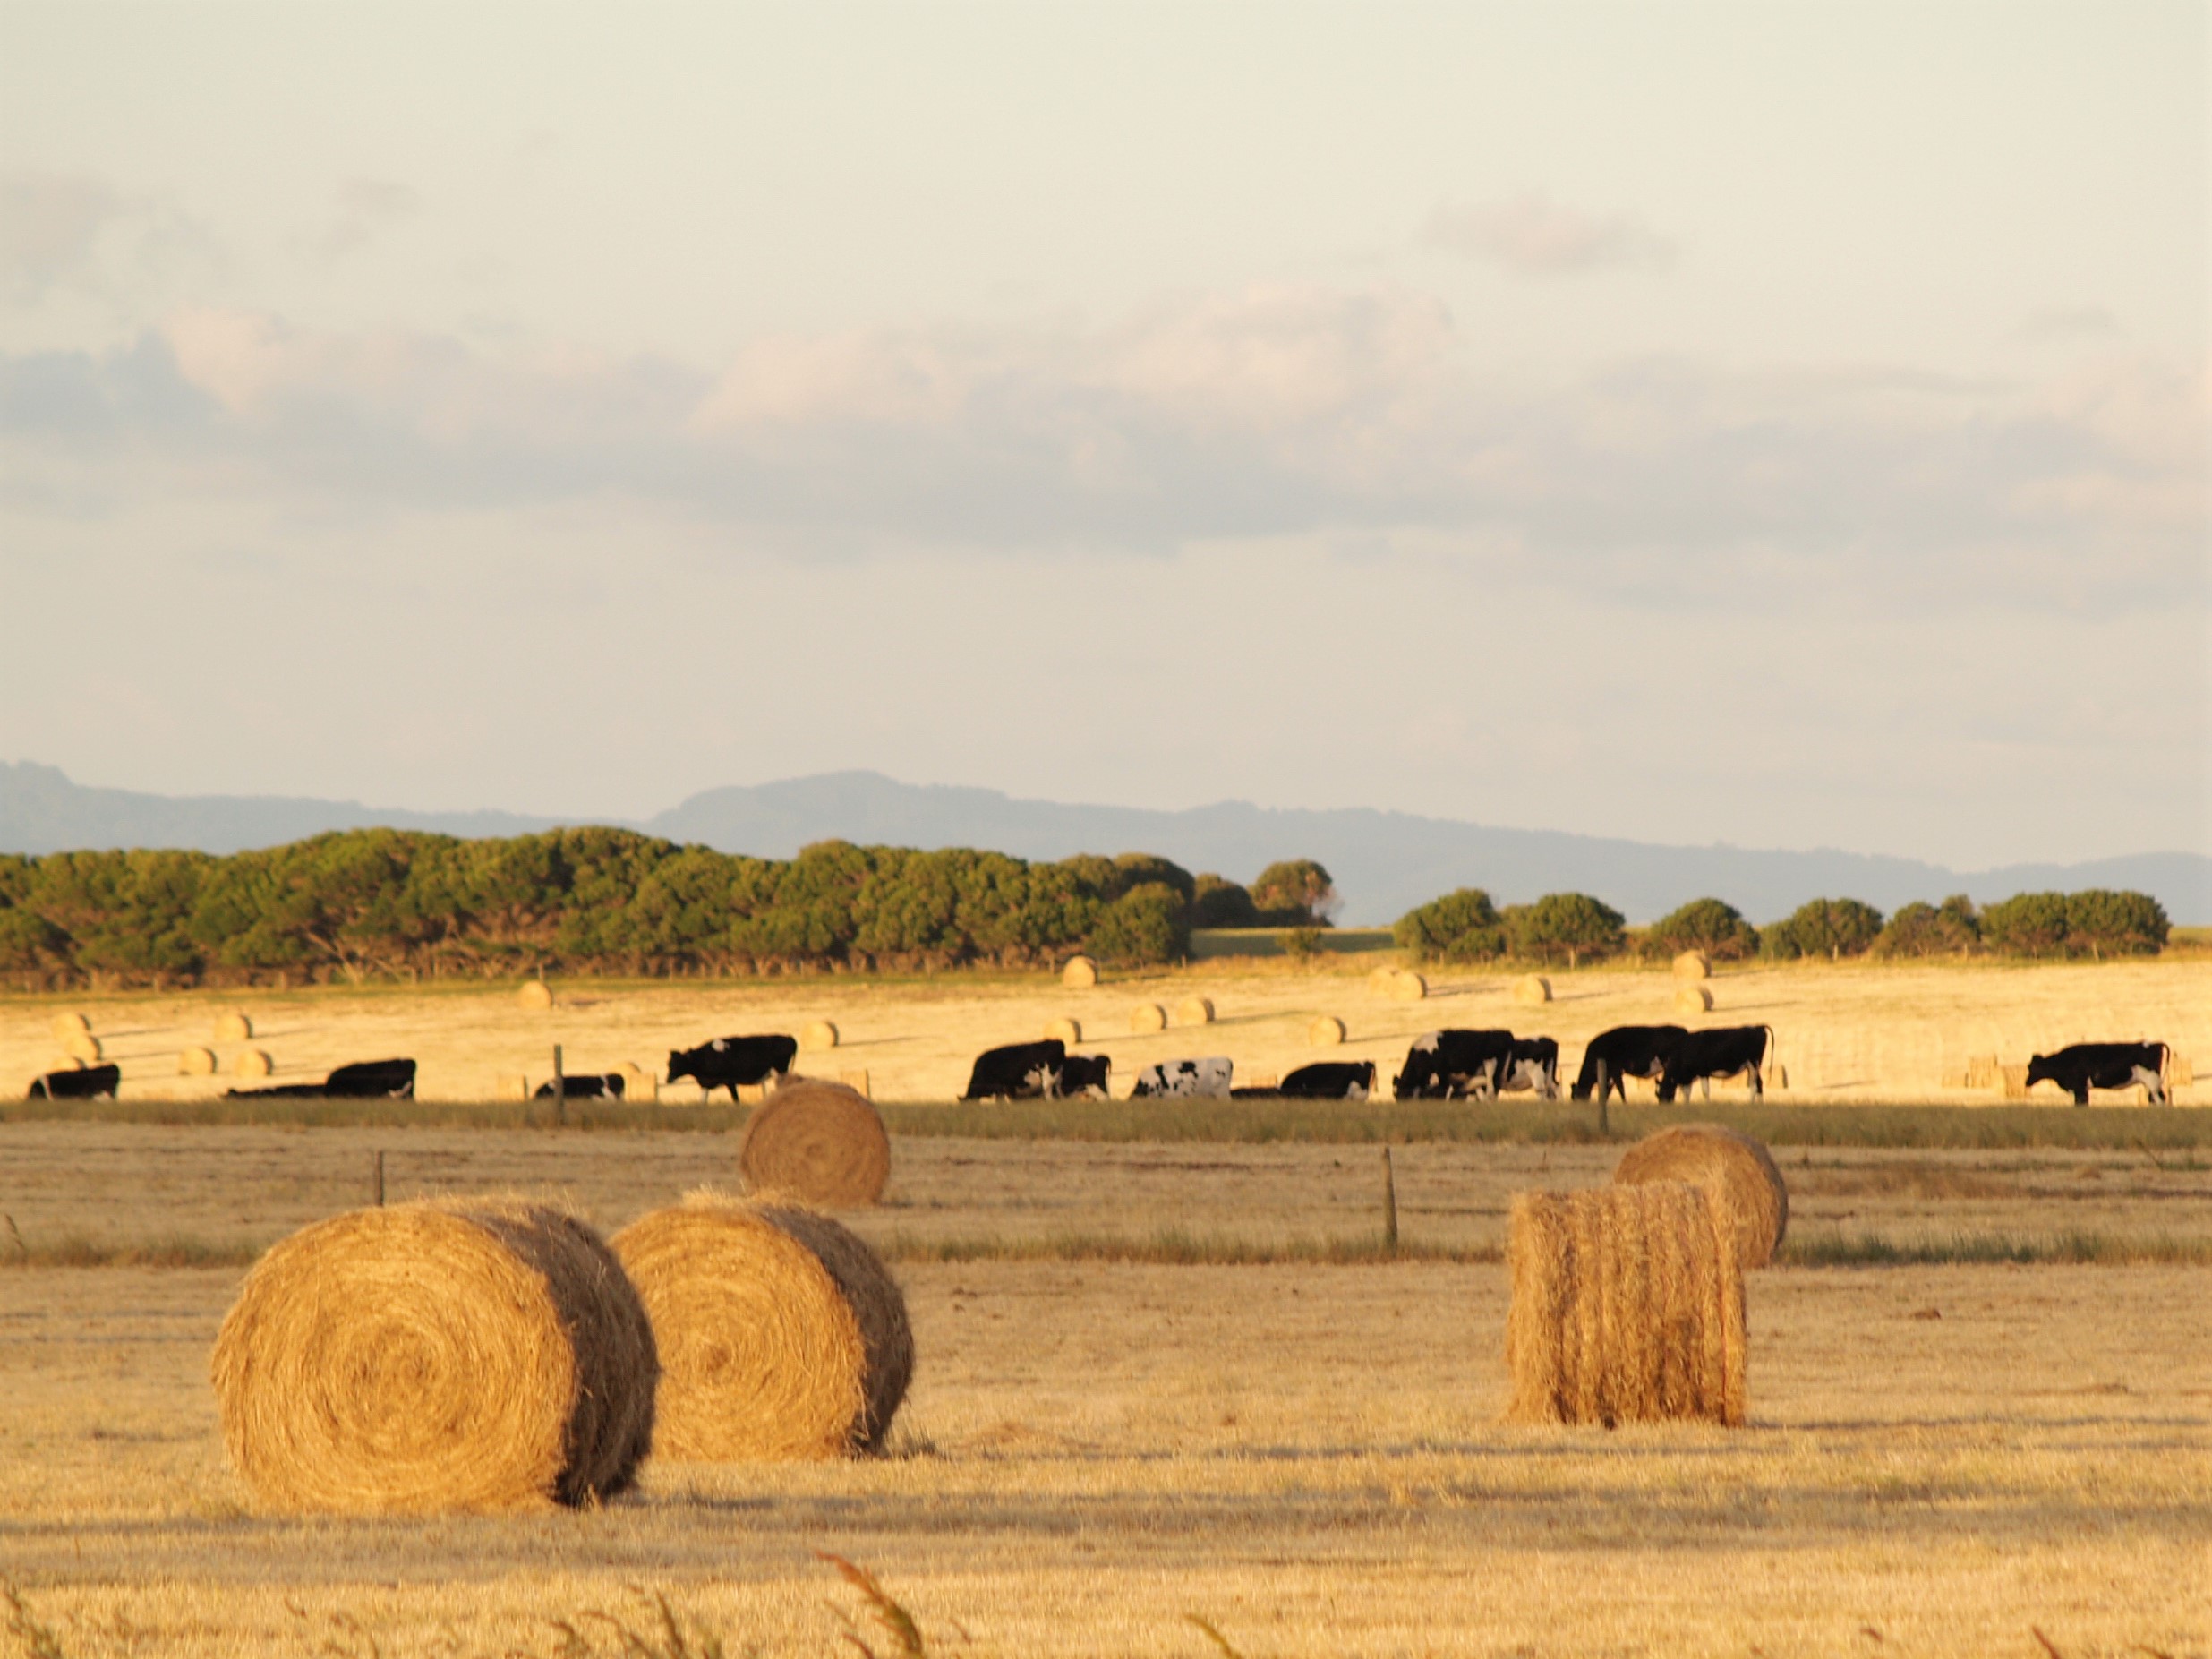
(1614, 1124, 1789, 1269)
(738, 1080, 892, 1207)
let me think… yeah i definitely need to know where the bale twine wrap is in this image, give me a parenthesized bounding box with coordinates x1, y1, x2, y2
(1307, 1015, 1346, 1047)
(1505, 1182, 1747, 1428)
(1061, 953, 1099, 988)
(64, 1032, 104, 1065)
(1670, 951, 1711, 981)
(1614, 1125, 1789, 1269)
(611, 1194, 912, 1460)
(1513, 975, 1552, 1005)
(517, 979, 554, 1010)
(1174, 996, 1216, 1026)
(1672, 985, 1714, 1016)
(215, 1011, 253, 1042)
(1388, 971, 1429, 1002)
(738, 1080, 891, 1207)
(210, 1197, 657, 1512)
(1043, 1015, 1082, 1046)
(178, 1046, 218, 1077)
(1129, 1002, 1167, 1033)
(50, 1011, 91, 1042)
(233, 1048, 273, 1079)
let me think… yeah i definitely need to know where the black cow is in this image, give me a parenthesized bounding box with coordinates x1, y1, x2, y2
(1499, 1036, 1561, 1100)
(2026, 1042, 2171, 1107)
(1395, 1030, 1516, 1100)
(1056, 1055, 1112, 1099)
(961, 1039, 1067, 1101)
(1659, 1026, 1772, 1102)
(1281, 1060, 1377, 1099)
(667, 1034, 798, 1102)
(1570, 1026, 1689, 1105)
(27, 1063, 119, 1100)
(534, 1073, 625, 1101)
(226, 1057, 418, 1099)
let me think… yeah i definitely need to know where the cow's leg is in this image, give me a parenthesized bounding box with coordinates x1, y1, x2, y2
(1700, 1075, 1712, 1102)
(1747, 1065, 1763, 1102)
(2072, 1082, 2089, 1107)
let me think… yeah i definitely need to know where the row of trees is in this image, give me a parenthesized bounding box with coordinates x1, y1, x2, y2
(1393, 887, 2173, 965)
(0, 831, 1343, 988)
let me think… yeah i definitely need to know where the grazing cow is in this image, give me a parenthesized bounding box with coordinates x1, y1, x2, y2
(1498, 1036, 1561, 1100)
(667, 1034, 799, 1102)
(27, 1063, 119, 1100)
(1056, 1055, 1112, 1099)
(226, 1058, 419, 1100)
(961, 1039, 1067, 1101)
(1659, 1026, 1773, 1103)
(1132, 1057, 1234, 1099)
(2026, 1042, 2171, 1107)
(1395, 1030, 1517, 1100)
(1570, 1025, 1689, 1105)
(534, 1073, 625, 1101)
(1281, 1060, 1377, 1099)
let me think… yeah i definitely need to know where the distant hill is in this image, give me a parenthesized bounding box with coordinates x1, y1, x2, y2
(5, 759, 2206, 925)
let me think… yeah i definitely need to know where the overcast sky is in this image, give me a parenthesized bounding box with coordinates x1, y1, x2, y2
(1, 1, 2204, 870)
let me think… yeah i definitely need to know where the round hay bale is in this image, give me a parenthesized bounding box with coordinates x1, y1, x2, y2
(737, 1080, 891, 1208)
(1614, 1124, 1789, 1269)
(49, 1011, 90, 1042)
(1043, 1015, 1083, 1046)
(799, 1021, 840, 1053)
(517, 979, 554, 1010)
(214, 1011, 253, 1043)
(1513, 974, 1552, 1005)
(1061, 953, 1099, 988)
(1174, 996, 1216, 1026)
(1673, 985, 1714, 1017)
(209, 1198, 657, 1511)
(64, 1032, 103, 1065)
(1307, 1015, 1346, 1047)
(1670, 950, 1711, 981)
(1128, 1002, 1167, 1034)
(611, 1195, 912, 1460)
(233, 1048, 273, 1080)
(178, 1046, 218, 1077)
(1388, 971, 1428, 1003)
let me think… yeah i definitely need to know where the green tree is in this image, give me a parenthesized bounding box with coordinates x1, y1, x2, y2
(1644, 897, 1759, 962)
(1250, 859, 1337, 926)
(1763, 897, 1883, 962)
(1395, 888, 1506, 962)
(1979, 891, 2071, 957)
(1111, 853, 1195, 905)
(1875, 897, 1981, 958)
(1504, 892, 1627, 967)
(1086, 882, 1191, 965)
(1189, 874, 1261, 928)
(2063, 889, 2168, 959)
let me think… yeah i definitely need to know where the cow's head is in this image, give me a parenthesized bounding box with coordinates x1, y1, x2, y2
(2024, 1054, 2054, 1088)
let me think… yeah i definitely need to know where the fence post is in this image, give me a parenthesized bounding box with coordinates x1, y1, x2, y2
(373, 1150, 385, 1207)
(1381, 1145, 1399, 1253)
(552, 1044, 566, 1126)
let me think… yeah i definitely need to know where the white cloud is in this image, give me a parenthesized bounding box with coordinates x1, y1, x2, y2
(1424, 194, 1674, 275)
(299, 177, 423, 261)
(0, 173, 125, 300)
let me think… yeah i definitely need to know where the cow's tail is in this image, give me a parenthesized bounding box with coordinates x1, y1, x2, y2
(1764, 1024, 1779, 1078)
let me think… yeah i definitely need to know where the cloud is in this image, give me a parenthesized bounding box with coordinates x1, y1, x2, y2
(300, 177, 423, 261)
(0, 173, 126, 301)
(1424, 193, 1674, 275)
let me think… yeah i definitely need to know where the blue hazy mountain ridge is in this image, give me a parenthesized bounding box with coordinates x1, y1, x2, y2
(4, 761, 2206, 926)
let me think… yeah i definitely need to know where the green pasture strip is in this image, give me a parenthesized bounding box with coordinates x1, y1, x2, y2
(1777, 1231, 2212, 1268)
(1187, 927, 1398, 959)
(0, 1098, 755, 1132)
(0, 1233, 260, 1269)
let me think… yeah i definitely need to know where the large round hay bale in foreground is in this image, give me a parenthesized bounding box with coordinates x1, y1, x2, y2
(1671, 951, 1711, 980)
(64, 1032, 103, 1065)
(1388, 971, 1428, 1002)
(1128, 1002, 1166, 1033)
(1174, 996, 1216, 1026)
(178, 1047, 218, 1077)
(1061, 953, 1099, 988)
(1673, 985, 1714, 1016)
(1043, 1015, 1082, 1046)
(1614, 1124, 1789, 1269)
(800, 1021, 840, 1052)
(50, 1012, 90, 1042)
(1506, 1182, 1746, 1427)
(210, 1199, 657, 1511)
(611, 1195, 912, 1460)
(517, 979, 553, 1010)
(1513, 974, 1552, 1005)
(1307, 1015, 1345, 1047)
(233, 1048, 272, 1079)
(214, 1011, 253, 1043)
(738, 1080, 891, 1208)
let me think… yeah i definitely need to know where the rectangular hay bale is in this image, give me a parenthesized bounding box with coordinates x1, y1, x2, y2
(2000, 1063, 2031, 1100)
(1965, 1054, 2001, 1090)
(839, 1069, 872, 1099)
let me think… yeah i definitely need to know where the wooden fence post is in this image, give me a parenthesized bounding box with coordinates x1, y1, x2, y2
(552, 1044, 566, 1125)
(1381, 1146, 1399, 1253)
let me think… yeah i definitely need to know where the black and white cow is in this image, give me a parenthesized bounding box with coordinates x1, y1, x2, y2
(226, 1057, 419, 1100)
(27, 1063, 119, 1100)
(1395, 1030, 1517, 1100)
(1132, 1057, 1234, 1099)
(534, 1072, 625, 1101)
(1498, 1036, 1561, 1100)
(961, 1039, 1068, 1101)
(667, 1035, 799, 1102)
(1056, 1055, 1112, 1099)
(2026, 1041, 2171, 1106)
(1658, 1026, 1772, 1102)
(1570, 1026, 1689, 1105)
(1281, 1060, 1377, 1099)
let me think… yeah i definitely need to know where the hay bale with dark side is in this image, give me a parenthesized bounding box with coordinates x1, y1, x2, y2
(738, 1079, 891, 1207)
(1614, 1123, 1789, 1269)
(209, 1197, 656, 1512)
(611, 1194, 913, 1460)
(1505, 1182, 1747, 1428)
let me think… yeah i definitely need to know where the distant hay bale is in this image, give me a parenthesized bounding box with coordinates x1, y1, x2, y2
(738, 1080, 891, 1208)
(1044, 1015, 1083, 1046)
(1174, 996, 1216, 1026)
(1513, 975, 1552, 1005)
(611, 1195, 912, 1461)
(1388, 971, 1428, 1003)
(233, 1048, 273, 1079)
(498, 1074, 531, 1102)
(517, 980, 554, 1010)
(215, 1011, 253, 1043)
(2172, 1053, 2195, 1090)
(1129, 1002, 1167, 1033)
(1061, 954, 1099, 988)
(837, 1068, 872, 1099)
(64, 1032, 103, 1065)
(178, 1047, 218, 1077)
(1964, 1054, 2001, 1090)
(2000, 1063, 2031, 1100)
(1671, 951, 1711, 981)
(1672, 985, 1713, 1016)
(1307, 1015, 1346, 1047)
(619, 1063, 658, 1103)
(50, 1012, 91, 1042)
(1613, 1124, 1789, 1269)
(1505, 1183, 1747, 1428)
(209, 1198, 657, 1512)
(800, 1021, 841, 1053)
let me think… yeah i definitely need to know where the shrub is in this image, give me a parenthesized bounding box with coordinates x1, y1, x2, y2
(1762, 897, 1883, 962)
(1249, 859, 1338, 927)
(1979, 891, 2071, 957)
(1875, 895, 1981, 958)
(1504, 892, 1627, 968)
(1395, 888, 1506, 962)
(1643, 897, 1759, 962)
(1085, 883, 1191, 966)
(2063, 889, 2168, 958)
(1189, 874, 1261, 929)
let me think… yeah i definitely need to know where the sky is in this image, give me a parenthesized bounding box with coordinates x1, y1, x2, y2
(1, 1, 2205, 871)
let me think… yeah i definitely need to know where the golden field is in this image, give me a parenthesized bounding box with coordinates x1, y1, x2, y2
(4, 955, 2208, 1105)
